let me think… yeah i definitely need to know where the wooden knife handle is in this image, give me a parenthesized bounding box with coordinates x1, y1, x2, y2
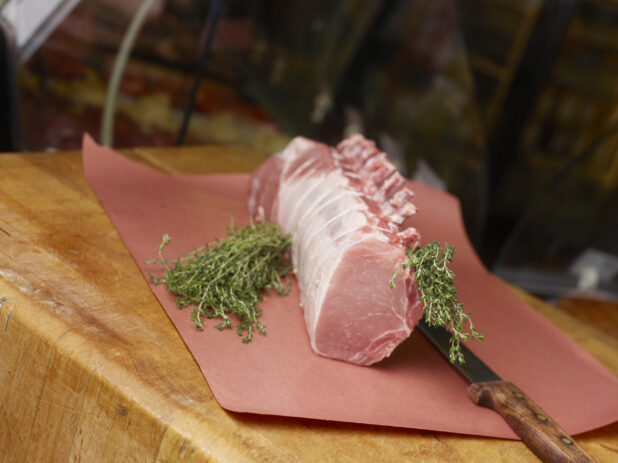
(468, 381, 596, 463)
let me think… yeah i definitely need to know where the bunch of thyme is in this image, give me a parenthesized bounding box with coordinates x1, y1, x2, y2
(391, 241, 483, 363)
(146, 221, 292, 342)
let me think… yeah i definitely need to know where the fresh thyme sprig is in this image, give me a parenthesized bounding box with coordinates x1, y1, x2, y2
(390, 241, 483, 363)
(146, 221, 292, 342)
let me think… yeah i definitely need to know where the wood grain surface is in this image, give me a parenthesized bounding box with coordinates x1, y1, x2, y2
(0, 146, 617, 463)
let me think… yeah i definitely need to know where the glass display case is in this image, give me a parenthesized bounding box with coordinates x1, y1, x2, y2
(6, 0, 618, 299)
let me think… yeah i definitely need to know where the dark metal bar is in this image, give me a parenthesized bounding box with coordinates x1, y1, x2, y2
(0, 17, 20, 152)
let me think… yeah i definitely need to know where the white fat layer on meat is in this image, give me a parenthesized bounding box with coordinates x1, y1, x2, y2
(277, 164, 391, 337)
(282, 170, 321, 231)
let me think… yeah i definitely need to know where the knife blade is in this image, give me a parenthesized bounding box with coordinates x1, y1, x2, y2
(417, 319, 597, 463)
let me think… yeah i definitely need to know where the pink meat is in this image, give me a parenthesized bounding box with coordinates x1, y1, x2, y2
(248, 134, 423, 365)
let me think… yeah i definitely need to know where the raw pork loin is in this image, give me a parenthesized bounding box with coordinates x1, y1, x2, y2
(248, 134, 423, 365)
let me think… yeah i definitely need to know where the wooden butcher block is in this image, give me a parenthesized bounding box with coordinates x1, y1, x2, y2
(0, 146, 617, 462)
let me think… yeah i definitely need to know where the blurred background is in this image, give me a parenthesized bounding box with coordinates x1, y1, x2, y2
(1, 0, 617, 306)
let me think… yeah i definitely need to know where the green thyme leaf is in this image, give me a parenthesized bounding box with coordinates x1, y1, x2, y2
(391, 241, 483, 363)
(146, 221, 292, 342)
